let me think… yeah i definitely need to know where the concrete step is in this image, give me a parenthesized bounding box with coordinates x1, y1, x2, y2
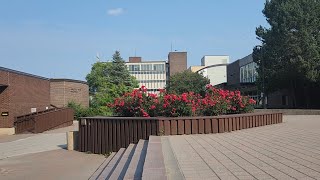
(142, 136, 167, 180)
(161, 137, 183, 180)
(124, 140, 148, 180)
(96, 148, 126, 180)
(108, 144, 136, 179)
(88, 152, 116, 180)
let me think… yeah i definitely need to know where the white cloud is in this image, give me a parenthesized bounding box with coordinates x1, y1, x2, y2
(107, 8, 124, 16)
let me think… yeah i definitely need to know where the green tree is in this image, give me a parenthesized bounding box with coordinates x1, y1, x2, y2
(86, 51, 139, 110)
(253, 0, 320, 108)
(166, 70, 210, 96)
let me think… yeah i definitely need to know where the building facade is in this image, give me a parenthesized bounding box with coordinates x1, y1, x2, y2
(168, 52, 187, 76)
(0, 67, 90, 134)
(0, 67, 51, 133)
(126, 52, 187, 93)
(190, 55, 229, 86)
(239, 54, 258, 83)
(226, 54, 294, 108)
(50, 79, 89, 108)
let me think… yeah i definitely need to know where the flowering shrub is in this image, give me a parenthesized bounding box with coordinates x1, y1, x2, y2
(109, 85, 256, 117)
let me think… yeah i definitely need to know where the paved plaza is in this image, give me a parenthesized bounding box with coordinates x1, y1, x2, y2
(0, 121, 105, 180)
(166, 115, 320, 180)
(0, 121, 78, 160)
(0, 116, 319, 179)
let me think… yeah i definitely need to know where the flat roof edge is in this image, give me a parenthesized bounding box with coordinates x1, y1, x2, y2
(0, 66, 49, 80)
(50, 78, 88, 85)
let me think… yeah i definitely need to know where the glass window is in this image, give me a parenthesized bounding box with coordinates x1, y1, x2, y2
(248, 64, 252, 82)
(141, 64, 152, 71)
(129, 65, 140, 71)
(240, 67, 243, 83)
(153, 64, 164, 71)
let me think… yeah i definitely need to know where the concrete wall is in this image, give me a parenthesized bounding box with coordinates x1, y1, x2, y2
(201, 55, 229, 66)
(199, 55, 229, 86)
(0, 69, 50, 128)
(204, 66, 227, 86)
(50, 79, 89, 108)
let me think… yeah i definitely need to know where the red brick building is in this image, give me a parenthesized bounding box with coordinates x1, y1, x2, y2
(0, 67, 51, 130)
(0, 67, 89, 134)
(50, 79, 89, 108)
(168, 52, 187, 76)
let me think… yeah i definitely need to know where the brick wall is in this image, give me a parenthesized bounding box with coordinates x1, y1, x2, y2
(0, 70, 50, 128)
(168, 52, 187, 76)
(50, 80, 89, 108)
(0, 71, 10, 127)
(129, 57, 142, 63)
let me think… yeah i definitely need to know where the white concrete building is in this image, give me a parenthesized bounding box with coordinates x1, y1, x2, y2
(126, 58, 167, 94)
(190, 55, 229, 86)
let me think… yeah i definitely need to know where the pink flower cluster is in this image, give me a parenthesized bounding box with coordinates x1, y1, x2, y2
(109, 85, 256, 117)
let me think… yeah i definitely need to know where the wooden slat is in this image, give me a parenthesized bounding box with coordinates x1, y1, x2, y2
(192, 119, 198, 134)
(178, 120, 185, 135)
(205, 118, 212, 134)
(219, 119, 224, 133)
(137, 120, 142, 142)
(151, 120, 157, 135)
(212, 118, 218, 133)
(158, 120, 164, 136)
(112, 119, 117, 152)
(164, 120, 171, 135)
(199, 119, 205, 134)
(133, 120, 137, 143)
(224, 118, 229, 132)
(124, 120, 129, 147)
(171, 120, 178, 135)
(96, 119, 101, 154)
(141, 120, 146, 139)
(185, 119, 191, 135)
(228, 118, 232, 132)
(232, 117, 237, 131)
(145, 120, 150, 139)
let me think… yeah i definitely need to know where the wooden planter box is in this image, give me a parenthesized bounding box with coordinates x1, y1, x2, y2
(78, 112, 282, 154)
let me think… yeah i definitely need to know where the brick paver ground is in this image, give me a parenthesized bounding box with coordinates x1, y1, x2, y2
(168, 115, 320, 180)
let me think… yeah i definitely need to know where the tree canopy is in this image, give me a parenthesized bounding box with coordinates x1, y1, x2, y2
(86, 51, 139, 107)
(166, 70, 210, 96)
(253, 0, 320, 108)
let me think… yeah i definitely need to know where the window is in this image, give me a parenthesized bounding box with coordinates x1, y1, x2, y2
(129, 65, 140, 71)
(240, 62, 258, 83)
(141, 64, 153, 71)
(153, 64, 164, 71)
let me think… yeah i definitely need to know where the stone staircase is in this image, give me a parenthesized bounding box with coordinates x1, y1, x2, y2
(89, 136, 171, 180)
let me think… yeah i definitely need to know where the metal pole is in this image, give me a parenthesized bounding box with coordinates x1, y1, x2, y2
(262, 48, 266, 109)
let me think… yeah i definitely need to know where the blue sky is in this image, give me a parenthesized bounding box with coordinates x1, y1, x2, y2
(0, 0, 268, 80)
